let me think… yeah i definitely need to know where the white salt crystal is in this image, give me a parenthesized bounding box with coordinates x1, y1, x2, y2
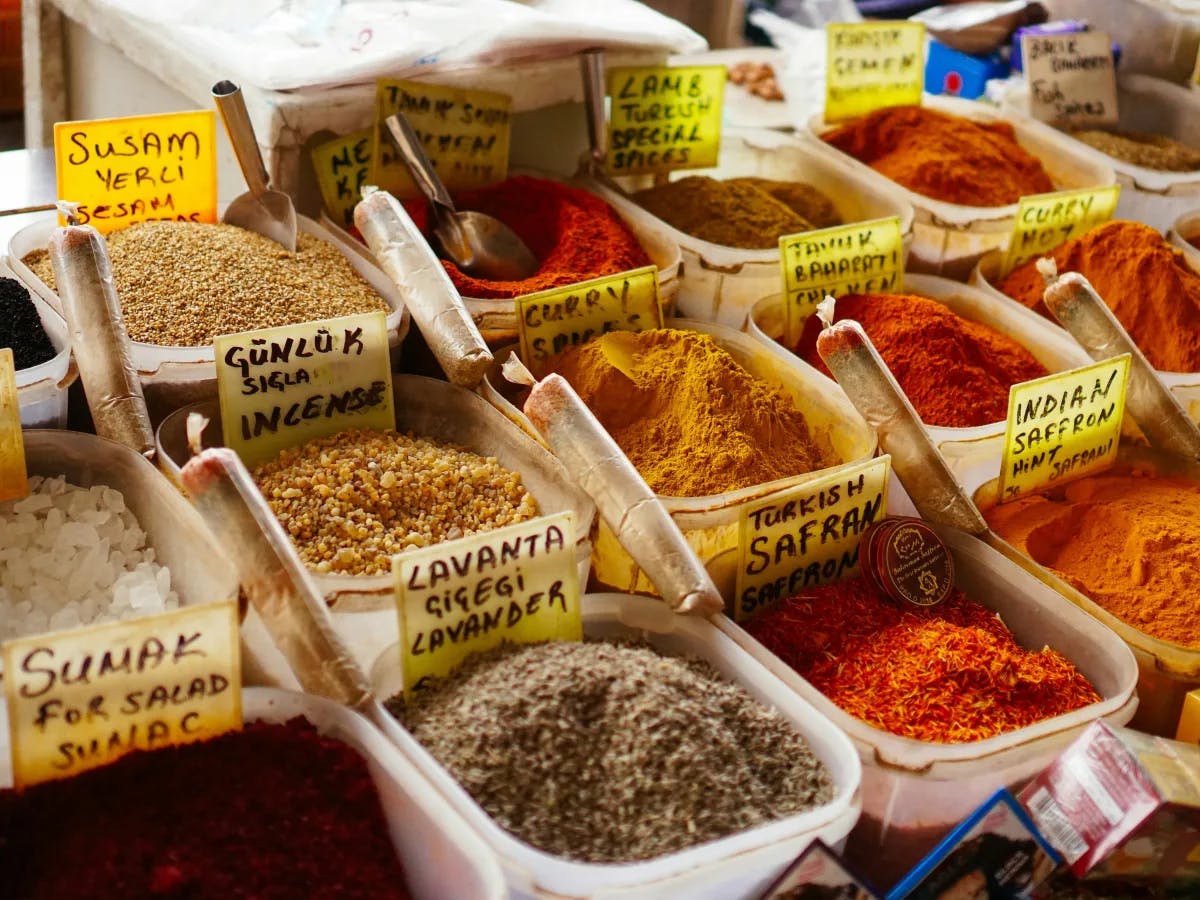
(12, 493, 52, 515)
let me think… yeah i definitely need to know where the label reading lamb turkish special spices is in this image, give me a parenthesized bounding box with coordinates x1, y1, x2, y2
(1002, 185, 1120, 275)
(311, 128, 372, 230)
(0, 349, 27, 503)
(1021, 31, 1119, 128)
(825, 22, 926, 123)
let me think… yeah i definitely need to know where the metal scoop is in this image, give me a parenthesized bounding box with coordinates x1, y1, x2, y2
(212, 80, 298, 252)
(383, 112, 538, 282)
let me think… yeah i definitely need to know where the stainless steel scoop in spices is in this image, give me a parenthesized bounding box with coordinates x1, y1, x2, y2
(211, 80, 298, 253)
(382, 111, 538, 282)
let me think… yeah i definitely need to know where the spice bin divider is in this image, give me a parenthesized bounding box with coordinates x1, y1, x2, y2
(369, 592, 862, 900)
(3, 259, 74, 428)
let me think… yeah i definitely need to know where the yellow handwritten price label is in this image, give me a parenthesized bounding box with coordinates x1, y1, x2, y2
(0, 349, 27, 503)
(371, 80, 511, 200)
(54, 110, 217, 234)
(214, 311, 394, 468)
(311, 129, 372, 230)
(735, 456, 890, 622)
(395, 512, 581, 699)
(1022, 31, 1118, 128)
(1002, 185, 1120, 275)
(2, 600, 241, 788)
(605, 65, 724, 176)
(825, 22, 926, 123)
(515, 266, 663, 375)
(998, 355, 1130, 503)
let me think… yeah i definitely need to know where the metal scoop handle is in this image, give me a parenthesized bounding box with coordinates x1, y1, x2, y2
(212, 80, 271, 199)
(581, 49, 608, 169)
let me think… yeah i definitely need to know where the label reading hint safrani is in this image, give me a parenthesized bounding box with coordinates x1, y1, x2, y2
(605, 65, 724, 176)
(311, 128, 372, 230)
(1022, 31, 1118, 127)
(0, 349, 27, 503)
(1003, 185, 1120, 274)
(825, 22, 926, 123)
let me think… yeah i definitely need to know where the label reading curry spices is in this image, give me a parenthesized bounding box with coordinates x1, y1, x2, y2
(735, 456, 890, 622)
(0, 349, 27, 503)
(311, 128, 372, 230)
(825, 22, 926, 123)
(394, 512, 581, 699)
(1002, 185, 1120, 274)
(1021, 31, 1119, 128)
(998, 355, 1130, 503)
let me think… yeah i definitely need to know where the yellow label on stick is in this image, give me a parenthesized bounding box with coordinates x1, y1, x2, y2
(394, 512, 581, 699)
(825, 22, 926, 123)
(214, 311, 394, 468)
(54, 110, 217, 234)
(605, 65, 724, 176)
(0, 349, 27, 503)
(2, 600, 242, 788)
(1003, 185, 1120, 275)
(371, 80, 511, 199)
(735, 456, 890, 622)
(311, 128, 372, 230)
(1022, 31, 1118, 128)
(515, 266, 662, 375)
(998, 355, 1130, 503)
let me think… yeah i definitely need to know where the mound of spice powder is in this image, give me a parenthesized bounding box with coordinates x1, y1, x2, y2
(1070, 128, 1200, 172)
(0, 718, 410, 899)
(0, 277, 56, 370)
(745, 577, 1100, 743)
(823, 105, 1054, 207)
(794, 292, 1048, 428)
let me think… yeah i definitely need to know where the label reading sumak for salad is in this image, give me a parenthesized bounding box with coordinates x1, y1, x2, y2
(311, 128, 372, 230)
(825, 22, 926, 123)
(0, 349, 27, 503)
(1003, 185, 1120, 274)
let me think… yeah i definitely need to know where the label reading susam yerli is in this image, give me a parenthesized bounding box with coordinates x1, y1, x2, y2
(311, 128, 372, 229)
(825, 22, 926, 123)
(54, 110, 217, 233)
(735, 456, 890, 622)
(213, 311, 395, 468)
(998, 355, 1130, 503)
(1003, 185, 1120, 274)
(0, 349, 27, 503)
(395, 512, 581, 698)
(1021, 31, 1119, 127)
(605, 65, 725, 176)
(2, 600, 242, 788)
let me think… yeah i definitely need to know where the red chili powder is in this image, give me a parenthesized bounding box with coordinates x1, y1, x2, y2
(0, 719, 410, 899)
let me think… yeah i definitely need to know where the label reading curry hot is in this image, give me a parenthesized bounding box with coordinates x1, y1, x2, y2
(1003, 185, 1120, 274)
(1022, 31, 1119, 127)
(395, 512, 581, 698)
(0, 349, 27, 503)
(214, 311, 394, 468)
(998, 355, 1130, 503)
(735, 456, 890, 622)
(311, 128, 372, 230)
(2, 600, 242, 788)
(825, 22, 926, 123)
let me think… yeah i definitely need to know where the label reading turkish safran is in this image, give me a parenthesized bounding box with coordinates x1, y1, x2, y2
(825, 22, 926, 123)
(0, 349, 27, 503)
(395, 512, 581, 699)
(2, 600, 242, 788)
(311, 128, 372, 230)
(735, 456, 890, 622)
(998, 355, 1130, 503)
(605, 65, 724, 176)
(1022, 31, 1118, 128)
(1003, 185, 1120, 274)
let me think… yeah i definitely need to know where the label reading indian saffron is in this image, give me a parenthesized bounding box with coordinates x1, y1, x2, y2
(371, 80, 511, 199)
(605, 65, 724, 176)
(515, 266, 662, 376)
(394, 512, 581, 699)
(734, 456, 890, 622)
(54, 110, 217, 233)
(825, 22, 926, 123)
(998, 355, 1130, 503)
(0, 349, 27, 503)
(1002, 185, 1120, 274)
(1021, 31, 1118, 128)
(311, 128, 372, 230)
(2, 600, 242, 788)
(213, 311, 394, 468)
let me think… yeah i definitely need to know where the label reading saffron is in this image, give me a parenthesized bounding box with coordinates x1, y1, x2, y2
(0, 349, 27, 503)
(54, 110, 217, 234)
(515, 266, 662, 375)
(395, 512, 581, 699)
(2, 600, 242, 788)
(998, 355, 1130, 503)
(1021, 31, 1118, 128)
(1002, 185, 1120, 274)
(371, 80, 511, 199)
(825, 22, 926, 123)
(311, 128, 372, 230)
(605, 65, 725, 176)
(734, 456, 890, 622)
(213, 311, 394, 468)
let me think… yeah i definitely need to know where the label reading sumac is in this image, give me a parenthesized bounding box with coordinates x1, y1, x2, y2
(1022, 31, 1118, 127)
(825, 22, 925, 122)
(311, 129, 372, 229)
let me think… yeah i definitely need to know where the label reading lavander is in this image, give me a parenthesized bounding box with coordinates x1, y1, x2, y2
(311, 128, 372, 229)
(1022, 31, 1118, 127)
(825, 22, 925, 123)
(1002, 185, 1120, 275)
(0, 349, 27, 503)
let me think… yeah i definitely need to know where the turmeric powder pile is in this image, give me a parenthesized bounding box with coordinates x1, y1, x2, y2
(545, 329, 837, 496)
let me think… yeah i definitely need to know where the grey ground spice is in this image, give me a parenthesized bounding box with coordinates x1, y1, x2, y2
(1070, 128, 1200, 172)
(387, 640, 834, 863)
(23, 221, 388, 346)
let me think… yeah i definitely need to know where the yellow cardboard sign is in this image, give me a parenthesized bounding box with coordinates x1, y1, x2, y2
(515, 266, 663, 375)
(605, 65, 724, 176)
(735, 456, 890, 622)
(998, 355, 1130, 503)
(54, 110, 218, 234)
(395, 512, 581, 698)
(0, 349, 27, 503)
(1177, 689, 1200, 744)
(311, 128, 372, 230)
(1003, 185, 1120, 275)
(214, 311, 394, 468)
(371, 80, 511, 200)
(825, 22, 926, 123)
(1022, 31, 1118, 128)
(2, 600, 242, 788)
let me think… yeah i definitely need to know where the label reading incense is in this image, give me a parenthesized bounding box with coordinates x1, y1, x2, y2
(54, 110, 217, 233)
(2, 600, 242, 788)
(515, 266, 662, 375)
(311, 128, 372, 230)
(214, 311, 394, 468)
(395, 512, 581, 698)
(371, 80, 511, 199)
(605, 65, 725, 176)
(998, 355, 1130, 503)
(735, 456, 890, 622)
(1002, 185, 1120, 274)
(0, 349, 27, 503)
(825, 22, 926, 123)
(1021, 31, 1118, 128)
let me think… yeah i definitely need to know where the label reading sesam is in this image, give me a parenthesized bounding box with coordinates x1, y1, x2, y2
(825, 22, 925, 123)
(311, 129, 372, 229)
(605, 65, 724, 176)
(1022, 31, 1118, 128)
(1003, 185, 1120, 274)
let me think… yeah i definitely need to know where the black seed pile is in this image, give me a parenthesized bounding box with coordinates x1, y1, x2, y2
(0, 277, 57, 370)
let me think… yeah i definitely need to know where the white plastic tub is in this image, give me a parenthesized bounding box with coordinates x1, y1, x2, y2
(4, 259, 75, 428)
(719, 525, 1138, 889)
(370, 592, 862, 899)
